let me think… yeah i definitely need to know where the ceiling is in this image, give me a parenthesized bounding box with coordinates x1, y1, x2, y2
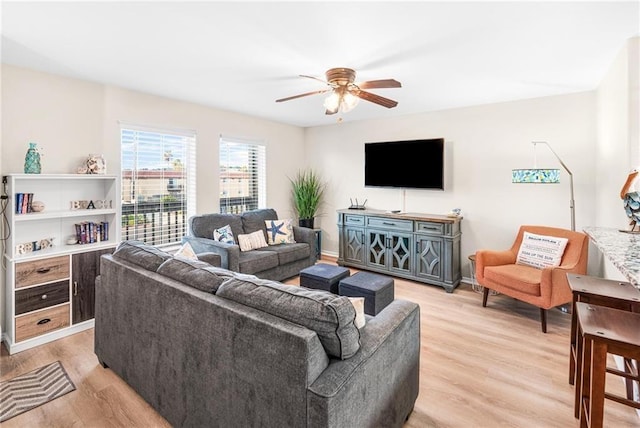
(2, 1, 639, 128)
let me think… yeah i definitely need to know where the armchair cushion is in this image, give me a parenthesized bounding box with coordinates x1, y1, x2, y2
(484, 264, 542, 297)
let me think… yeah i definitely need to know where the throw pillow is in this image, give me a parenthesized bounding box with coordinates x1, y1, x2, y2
(264, 219, 296, 245)
(516, 231, 569, 269)
(348, 297, 366, 329)
(174, 241, 198, 260)
(213, 224, 235, 244)
(237, 230, 269, 252)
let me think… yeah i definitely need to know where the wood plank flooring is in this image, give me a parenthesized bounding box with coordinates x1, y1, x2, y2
(2, 258, 638, 427)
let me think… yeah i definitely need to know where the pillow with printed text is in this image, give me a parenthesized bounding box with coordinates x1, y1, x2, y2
(516, 231, 568, 269)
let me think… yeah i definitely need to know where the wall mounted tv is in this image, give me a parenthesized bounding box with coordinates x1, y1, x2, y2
(364, 138, 445, 190)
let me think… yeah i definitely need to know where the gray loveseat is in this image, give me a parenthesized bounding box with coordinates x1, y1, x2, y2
(183, 208, 317, 281)
(95, 241, 420, 428)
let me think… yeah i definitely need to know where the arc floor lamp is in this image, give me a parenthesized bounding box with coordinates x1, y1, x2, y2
(512, 141, 575, 231)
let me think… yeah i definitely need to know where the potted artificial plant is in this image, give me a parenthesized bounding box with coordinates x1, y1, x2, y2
(290, 169, 325, 229)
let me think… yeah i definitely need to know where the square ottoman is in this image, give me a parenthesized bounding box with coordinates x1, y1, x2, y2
(299, 264, 351, 294)
(338, 272, 394, 316)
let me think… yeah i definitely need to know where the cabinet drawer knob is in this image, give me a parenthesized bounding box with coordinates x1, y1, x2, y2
(37, 318, 51, 325)
(41, 294, 48, 300)
(36, 267, 51, 274)
(382, 222, 395, 226)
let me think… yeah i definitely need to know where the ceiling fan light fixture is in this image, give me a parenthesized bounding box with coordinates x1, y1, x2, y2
(323, 91, 341, 112)
(341, 91, 359, 112)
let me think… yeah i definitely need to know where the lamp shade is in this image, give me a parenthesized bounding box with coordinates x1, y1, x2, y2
(512, 168, 560, 183)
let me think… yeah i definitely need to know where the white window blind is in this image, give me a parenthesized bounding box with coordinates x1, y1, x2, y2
(219, 136, 266, 213)
(121, 126, 196, 246)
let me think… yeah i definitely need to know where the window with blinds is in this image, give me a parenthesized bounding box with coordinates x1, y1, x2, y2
(121, 126, 196, 246)
(219, 136, 266, 214)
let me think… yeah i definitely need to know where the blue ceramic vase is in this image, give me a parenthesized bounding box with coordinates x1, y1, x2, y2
(24, 142, 41, 174)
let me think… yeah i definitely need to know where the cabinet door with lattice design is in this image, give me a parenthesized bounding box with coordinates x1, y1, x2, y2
(388, 232, 413, 274)
(343, 227, 365, 265)
(415, 236, 443, 281)
(366, 229, 388, 269)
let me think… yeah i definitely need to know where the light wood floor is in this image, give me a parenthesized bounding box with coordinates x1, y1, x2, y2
(2, 259, 638, 427)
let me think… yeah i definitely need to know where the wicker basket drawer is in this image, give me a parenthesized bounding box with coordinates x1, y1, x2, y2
(16, 255, 70, 288)
(15, 280, 70, 315)
(15, 304, 70, 342)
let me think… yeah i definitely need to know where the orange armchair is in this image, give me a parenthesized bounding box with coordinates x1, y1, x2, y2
(475, 225, 589, 333)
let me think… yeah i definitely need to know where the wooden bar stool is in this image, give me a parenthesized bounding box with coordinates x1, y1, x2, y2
(567, 274, 640, 388)
(574, 302, 640, 428)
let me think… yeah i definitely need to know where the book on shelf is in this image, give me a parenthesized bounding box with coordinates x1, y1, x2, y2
(74, 221, 110, 244)
(15, 193, 34, 214)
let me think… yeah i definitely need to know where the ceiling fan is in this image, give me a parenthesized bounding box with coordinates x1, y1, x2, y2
(276, 67, 401, 115)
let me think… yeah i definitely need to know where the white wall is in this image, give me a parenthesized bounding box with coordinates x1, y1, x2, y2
(305, 92, 597, 276)
(594, 37, 640, 279)
(0, 64, 305, 332)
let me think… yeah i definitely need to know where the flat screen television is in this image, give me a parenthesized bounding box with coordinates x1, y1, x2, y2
(364, 138, 444, 190)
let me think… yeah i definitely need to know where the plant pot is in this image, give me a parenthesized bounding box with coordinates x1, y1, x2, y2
(299, 218, 314, 229)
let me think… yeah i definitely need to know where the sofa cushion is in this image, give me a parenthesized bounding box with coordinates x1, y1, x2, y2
(217, 277, 360, 359)
(112, 240, 172, 271)
(157, 257, 226, 293)
(190, 214, 244, 242)
(241, 208, 278, 237)
(238, 250, 279, 274)
(260, 243, 310, 265)
(265, 219, 296, 245)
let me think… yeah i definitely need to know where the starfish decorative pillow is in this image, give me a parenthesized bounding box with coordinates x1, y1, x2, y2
(265, 219, 296, 245)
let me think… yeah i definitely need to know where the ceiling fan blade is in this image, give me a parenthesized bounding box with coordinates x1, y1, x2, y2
(300, 74, 329, 85)
(354, 89, 398, 108)
(358, 79, 402, 89)
(276, 89, 330, 103)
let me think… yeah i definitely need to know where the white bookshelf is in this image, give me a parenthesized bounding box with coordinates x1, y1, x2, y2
(3, 173, 121, 354)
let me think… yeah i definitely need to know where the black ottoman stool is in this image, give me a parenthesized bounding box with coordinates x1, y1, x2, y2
(299, 264, 350, 294)
(338, 272, 394, 316)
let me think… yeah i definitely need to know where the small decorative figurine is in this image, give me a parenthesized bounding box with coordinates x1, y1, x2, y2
(30, 201, 45, 212)
(620, 168, 640, 233)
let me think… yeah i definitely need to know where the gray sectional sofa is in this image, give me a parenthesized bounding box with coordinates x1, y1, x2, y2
(183, 208, 317, 281)
(95, 241, 420, 428)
